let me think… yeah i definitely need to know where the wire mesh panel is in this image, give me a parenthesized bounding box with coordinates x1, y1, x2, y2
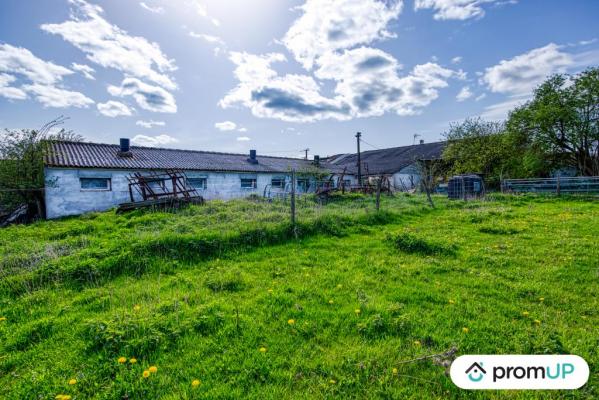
(502, 176, 599, 194)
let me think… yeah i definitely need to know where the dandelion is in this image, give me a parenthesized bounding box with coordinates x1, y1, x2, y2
(462, 327, 469, 333)
(539, 297, 544, 302)
(329, 379, 336, 384)
(68, 378, 77, 385)
(118, 357, 127, 364)
(287, 319, 295, 325)
(192, 379, 201, 388)
(133, 304, 141, 311)
(522, 311, 530, 317)
(142, 370, 150, 378)
(392, 368, 398, 375)
(149, 366, 158, 373)
(259, 347, 267, 353)
(354, 309, 361, 315)
(448, 299, 455, 304)
(413, 340, 421, 346)
(534, 319, 541, 325)
(0, 317, 6, 322)
(129, 358, 137, 364)
(328, 299, 334, 304)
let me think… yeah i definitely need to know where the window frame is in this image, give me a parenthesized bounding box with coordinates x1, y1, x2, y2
(271, 176, 286, 189)
(80, 177, 111, 192)
(188, 177, 208, 190)
(240, 177, 257, 189)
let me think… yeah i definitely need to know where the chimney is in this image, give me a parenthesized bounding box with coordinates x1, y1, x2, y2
(419, 139, 424, 145)
(118, 138, 132, 157)
(248, 149, 258, 164)
(313, 155, 320, 167)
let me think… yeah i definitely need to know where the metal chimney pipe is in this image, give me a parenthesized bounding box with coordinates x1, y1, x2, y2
(120, 138, 130, 152)
(313, 155, 320, 166)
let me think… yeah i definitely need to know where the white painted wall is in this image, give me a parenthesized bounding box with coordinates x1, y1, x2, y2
(44, 168, 316, 219)
(392, 164, 420, 191)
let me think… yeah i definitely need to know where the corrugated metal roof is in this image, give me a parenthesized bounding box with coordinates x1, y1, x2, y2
(45, 141, 339, 173)
(327, 141, 446, 175)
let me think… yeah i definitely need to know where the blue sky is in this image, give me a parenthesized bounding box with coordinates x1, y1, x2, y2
(1, 0, 598, 157)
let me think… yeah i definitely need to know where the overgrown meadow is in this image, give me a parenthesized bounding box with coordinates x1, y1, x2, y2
(0, 194, 597, 399)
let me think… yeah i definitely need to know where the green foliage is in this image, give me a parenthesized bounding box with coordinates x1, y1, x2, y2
(0, 195, 597, 399)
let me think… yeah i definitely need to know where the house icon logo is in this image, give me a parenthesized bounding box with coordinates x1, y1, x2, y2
(465, 362, 487, 382)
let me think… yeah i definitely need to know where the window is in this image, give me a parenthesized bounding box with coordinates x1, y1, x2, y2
(342, 179, 352, 188)
(188, 177, 207, 190)
(271, 176, 286, 189)
(241, 178, 257, 189)
(297, 178, 309, 192)
(80, 177, 111, 191)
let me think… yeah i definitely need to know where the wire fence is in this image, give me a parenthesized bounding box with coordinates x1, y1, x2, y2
(501, 176, 599, 195)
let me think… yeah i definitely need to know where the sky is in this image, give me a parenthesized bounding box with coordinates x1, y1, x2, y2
(0, 0, 598, 158)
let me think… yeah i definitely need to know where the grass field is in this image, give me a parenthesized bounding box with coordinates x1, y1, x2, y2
(0, 194, 597, 399)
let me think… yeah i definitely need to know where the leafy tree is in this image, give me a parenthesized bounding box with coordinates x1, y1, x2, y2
(0, 117, 81, 219)
(507, 68, 599, 176)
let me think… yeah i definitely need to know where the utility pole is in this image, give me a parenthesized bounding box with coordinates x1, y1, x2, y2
(302, 148, 309, 160)
(356, 132, 362, 187)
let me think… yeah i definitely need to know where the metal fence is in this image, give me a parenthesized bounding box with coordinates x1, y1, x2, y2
(501, 176, 599, 195)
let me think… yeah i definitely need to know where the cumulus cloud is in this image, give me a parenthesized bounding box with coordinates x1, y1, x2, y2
(136, 119, 165, 128)
(97, 100, 133, 117)
(456, 85, 473, 101)
(0, 73, 28, 100)
(22, 83, 94, 108)
(0, 43, 94, 107)
(414, 0, 517, 21)
(108, 78, 177, 113)
(283, 0, 403, 70)
(71, 62, 95, 80)
(131, 134, 179, 147)
(139, 2, 164, 14)
(482, 43, 573, 95)
(41, 0, 177, 90)
(214, 121, 237, 131)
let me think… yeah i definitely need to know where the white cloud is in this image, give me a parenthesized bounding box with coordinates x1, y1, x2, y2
(71, 62, 95, 80)
(475, 93, 486, 101)
(214, 121, 237, 131)
(139, 2, 164, 14)
(189, 32, 227, 56)
(0, 73, 28, 100)
(456, 85, 472, 101)
(41, 0, 177, 90)
(0, 44, 73, 84)
(451, 56, 462, 64)
(136, 119, 165, 128)
(131, 134, 179, 147)
(97, 100, 133, 117)
(237, 127, 247, 132)
(282, 0, 403, 69)
(22, 83, 94, 108)
(236, 136, 250, 141)
(108, 77, 177, 113)
(188, 0, 220, 26)
(482, 43, 573, 95)
(480, 95, 527, 120)
(414, 0, 517, 20)
(578, 38, 597, 46)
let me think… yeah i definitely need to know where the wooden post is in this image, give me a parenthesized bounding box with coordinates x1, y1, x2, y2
(291, 169, 296, 236)
(556, 175, 561, 196)
(375, 176, 382, 211)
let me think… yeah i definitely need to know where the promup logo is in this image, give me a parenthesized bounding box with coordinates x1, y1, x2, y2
(451, 355, 589, 390)
(465, 362, 486, 382)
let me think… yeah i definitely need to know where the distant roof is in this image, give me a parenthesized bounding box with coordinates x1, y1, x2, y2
(45, 141, 338, 173)
(327, 141, 446, 175)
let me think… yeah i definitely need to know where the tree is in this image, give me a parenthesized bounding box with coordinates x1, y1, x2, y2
(0, 117, 81, 219)
(507, 68, 599, 176)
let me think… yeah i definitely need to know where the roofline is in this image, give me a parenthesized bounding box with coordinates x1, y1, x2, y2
(356, 140, 446, 157)
(43, 165, 327, 174)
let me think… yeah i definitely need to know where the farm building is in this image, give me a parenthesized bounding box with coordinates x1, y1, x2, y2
(327, 141, 446, 191)
(43, 139, 338, 219)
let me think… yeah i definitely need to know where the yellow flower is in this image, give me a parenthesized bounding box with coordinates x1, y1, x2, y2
(392, 368, 398, 375)
(534, 319, 541, 325)
(142, 370, 150, 378)
(259, 347, 267, 353)
(149, 366, 158, 373)
(267, 289, 273, 294)
(118, 357, 127, 364)
(287, 319, 295, 325)
(192, 379, 201, 388)
(329, 379, 336, 384)
(129, 358, 137, 364)
(328, 299, 334, 304)
(337, 284, 343, 289)
(0, 317, 6, 322)
(68, 378, 77, 385)
(354, 309, 361, 315)
(522, 311, 530, 317)
(413, 340, 421, 346)
(133, 304, 141, 311)
(462, 327, 469, 333)
(448, 299, 455, 304)
(539, 297, 544, 302)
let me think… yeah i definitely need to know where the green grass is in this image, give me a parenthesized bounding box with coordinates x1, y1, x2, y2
(0, 194, 597, 399)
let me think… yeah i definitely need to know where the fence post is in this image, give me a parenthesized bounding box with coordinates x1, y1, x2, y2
(291, 169, 297, 237)
(556, 175, 561, 196)
(375, 176, 382, 212)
